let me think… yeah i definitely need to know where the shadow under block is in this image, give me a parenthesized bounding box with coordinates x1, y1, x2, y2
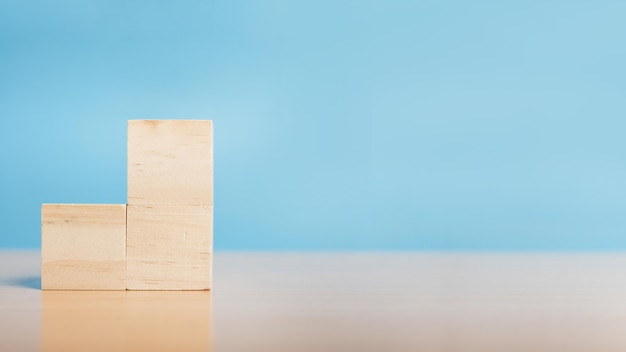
(41, 204, 127, 290)
(126, 205, 213, 290)
(127, 120, 213, 206)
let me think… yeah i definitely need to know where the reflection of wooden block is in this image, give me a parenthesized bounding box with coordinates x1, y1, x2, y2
(127, 120, 213, 206)
(41, 204, 126, 290)
(42, 291, 211, 352)
(124, 291, 212, 350)
(126, 205, 213, 290)
(42, 292, 126, 352)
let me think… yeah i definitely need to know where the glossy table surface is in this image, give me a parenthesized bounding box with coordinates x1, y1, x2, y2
(3, 251, 626, 351)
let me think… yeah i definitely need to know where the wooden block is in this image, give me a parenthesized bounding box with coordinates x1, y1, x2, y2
(126, 205, 213, 290)
(41, 204, 126, 290)
(127, 120, 213, 206)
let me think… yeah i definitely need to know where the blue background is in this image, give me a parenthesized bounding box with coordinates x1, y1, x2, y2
(1, 0, 625, 250)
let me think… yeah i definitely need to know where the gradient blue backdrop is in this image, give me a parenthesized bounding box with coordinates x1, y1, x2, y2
(2, 0, 625, 250)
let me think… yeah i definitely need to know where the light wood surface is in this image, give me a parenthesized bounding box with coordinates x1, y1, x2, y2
(41, 205, 126, 290)
(127, 120, 213, 206)
(42, 290, 211, 352)
(126, 205, 213, 290)
(4, 251, 626, 351)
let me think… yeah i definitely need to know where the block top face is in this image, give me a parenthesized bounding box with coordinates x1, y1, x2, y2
(128, 120, 213, 206)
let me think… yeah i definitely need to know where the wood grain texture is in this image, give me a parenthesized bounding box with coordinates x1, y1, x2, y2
(41, 204, 126, 290)
(126, 205, 212, 290)
(127, 120, 213, 206)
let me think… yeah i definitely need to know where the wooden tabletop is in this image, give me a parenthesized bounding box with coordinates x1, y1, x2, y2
(2, 251, 626, 351)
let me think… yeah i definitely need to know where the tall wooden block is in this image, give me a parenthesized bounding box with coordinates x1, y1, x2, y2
(126, 205, 213, 290)
(41, 204, 126, 290)
(127, 120, 213, 206)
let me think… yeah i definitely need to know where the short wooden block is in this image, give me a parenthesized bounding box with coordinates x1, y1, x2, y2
(127, 120, 213, 206)
(126, 205, 213, 290)
(41, 204, 126, 290)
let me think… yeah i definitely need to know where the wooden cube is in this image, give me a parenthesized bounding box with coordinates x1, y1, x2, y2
(41, 204, 126, 290)
(126, 205, 213, 290)
(127, 120, 213, 206)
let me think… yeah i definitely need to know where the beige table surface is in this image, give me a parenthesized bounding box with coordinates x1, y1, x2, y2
(3, 251, 626, 351)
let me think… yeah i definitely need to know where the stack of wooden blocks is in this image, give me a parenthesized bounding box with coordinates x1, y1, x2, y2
(41, 120, 213, 290)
